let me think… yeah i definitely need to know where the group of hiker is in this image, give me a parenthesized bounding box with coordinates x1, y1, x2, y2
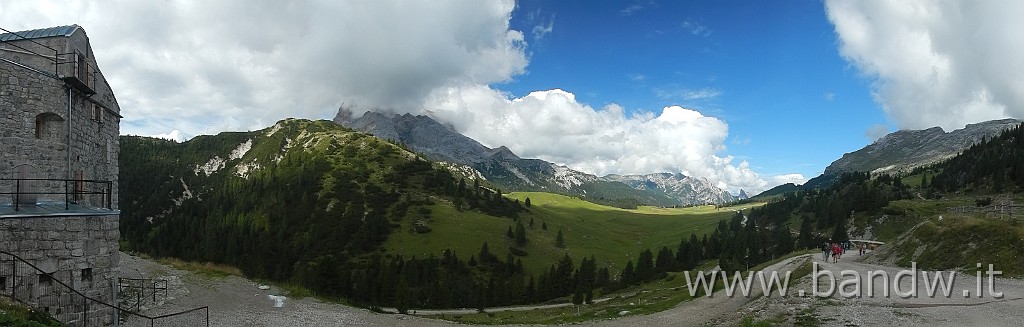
(820, 240, 866, 263)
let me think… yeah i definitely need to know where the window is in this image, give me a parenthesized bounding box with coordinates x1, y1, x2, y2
(74, 170, 85, 202)
(81, 268, 93, 285)
(38, 273, 53, 286)
(92, 103, 103, 123)
(35, 115, 45, 139)
(1, 276, 6, 291)
(33, 112, 65, 140)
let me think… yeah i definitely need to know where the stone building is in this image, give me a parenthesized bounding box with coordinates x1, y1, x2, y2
(1, 25, 121, 325)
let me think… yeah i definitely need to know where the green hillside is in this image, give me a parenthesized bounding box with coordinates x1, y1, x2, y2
(386, 192, 761, 275)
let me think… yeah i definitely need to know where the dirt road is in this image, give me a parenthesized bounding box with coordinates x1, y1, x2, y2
(123, 251, 1024, 326)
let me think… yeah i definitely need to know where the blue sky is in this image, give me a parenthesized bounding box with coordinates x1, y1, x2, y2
(503, 0, 887, 181)
(5, 0, 1020, 195)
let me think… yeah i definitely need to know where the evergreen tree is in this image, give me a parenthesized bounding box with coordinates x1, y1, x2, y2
(555, 229, 566, 248)
(773, 224, 794, 257)
(529, 217, 535, 228)
(480, 242, 494, 263)
(525, 197, 532, 207)
(798, 214, 814, 249)
(637, 249, 655, 281)
(621, 260, 636, 285)
(542, 221, 548, 230)
(831, 219, 849, 242)
(506, 226, 515, 239)
(655, 246, 674, 273)
(515, 222, 528, 246)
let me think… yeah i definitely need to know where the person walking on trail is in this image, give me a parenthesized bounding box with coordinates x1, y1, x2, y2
(831, 243, 842, 263)
(821, 242, 830, 261)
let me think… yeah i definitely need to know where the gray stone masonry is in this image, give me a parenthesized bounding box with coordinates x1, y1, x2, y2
(1, 25, 122, 326)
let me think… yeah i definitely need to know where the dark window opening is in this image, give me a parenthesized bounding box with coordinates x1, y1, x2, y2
(81, 268, 93, 284)
(38, 273, 53, 286)
(35, 116, 45, 139)
(1, 276, 6, 291)
(74, 170, 85, 202)
(92, 104, 103, 123)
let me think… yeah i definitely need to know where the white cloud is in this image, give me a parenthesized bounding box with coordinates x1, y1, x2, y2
(424, 86, 782, 194)
(654, 86, 722, 101)
(531, 15, 554, 41)
(826, 0, 1023, 131)
(682, 19, 711, 37)
(621, 1, 657, 16)
(823, 92, 836, 102)
(0, 0, 526, 138)
(865, 124, 890, 142)
(2, 0, 802, 195)
(769, 174, 808, 187)
(151, 130, 187, 143)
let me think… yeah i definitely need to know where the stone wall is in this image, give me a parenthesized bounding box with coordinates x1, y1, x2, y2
(0, 26, 120, 208)
(0, 214, 120, 324)
(1, 25, 123, 326)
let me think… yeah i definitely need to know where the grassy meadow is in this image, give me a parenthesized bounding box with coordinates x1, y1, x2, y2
(385, 191, 763, 276)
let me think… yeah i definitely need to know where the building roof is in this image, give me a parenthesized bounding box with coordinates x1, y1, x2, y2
(0, 25, 80, 42)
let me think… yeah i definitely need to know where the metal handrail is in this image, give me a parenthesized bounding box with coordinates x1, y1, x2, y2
(0, 178, 112, 211)
(0, 26, 60, 77)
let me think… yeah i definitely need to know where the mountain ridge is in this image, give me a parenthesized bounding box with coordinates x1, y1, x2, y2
(825, 118, 1021, 175)
(334, 109, 737, 206)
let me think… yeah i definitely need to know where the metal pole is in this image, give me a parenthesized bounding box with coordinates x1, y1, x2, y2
(67, 87, 72, 189)
(65, 180, 70, 210)
(15, 178, 20, 211)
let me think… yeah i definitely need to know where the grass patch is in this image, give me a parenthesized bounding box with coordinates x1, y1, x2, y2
(156, 257, 244, 278)
(738, 315, 787, 327)
(385, 191, 763, 276)
(0, 298, 64, 327)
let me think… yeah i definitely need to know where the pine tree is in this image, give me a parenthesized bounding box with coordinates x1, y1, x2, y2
(515, 222, 528, 246)
(529, 217, 535, 228)
(542, 221, 548, 230)
(637, 249, 654, 281)
(525, 197, 532, 207)
(798, 214, 814, 250)
(621, 260, 636, 285)
(506, 226, 515, 239)
(555, 229, 566, 248)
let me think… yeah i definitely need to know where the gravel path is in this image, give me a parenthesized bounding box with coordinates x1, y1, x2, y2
(714, 250, 1024, 326)
(121, 251, 1024, 326)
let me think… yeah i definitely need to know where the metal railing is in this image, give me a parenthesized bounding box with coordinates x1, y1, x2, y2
(0, 178, 113, 211)
(0, 250, 209, 327)
(0, 26, 60, 77)
(118, 278, 169, 313)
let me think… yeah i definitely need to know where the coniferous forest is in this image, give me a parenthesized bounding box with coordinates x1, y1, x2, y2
(119, 119, 1024, 310)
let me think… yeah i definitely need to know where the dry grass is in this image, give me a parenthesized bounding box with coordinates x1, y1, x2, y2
(156, 257, 244, 278)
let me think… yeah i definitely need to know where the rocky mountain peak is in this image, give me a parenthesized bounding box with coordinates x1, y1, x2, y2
(825, 118, 1021, 175)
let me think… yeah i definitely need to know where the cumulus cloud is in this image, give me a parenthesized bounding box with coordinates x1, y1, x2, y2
(423, 86, 780, 194)
(0, 0, 526, 137)
(151, 130, 187, 143)
(826, 0, 1024, 131)
(2, 0, 801, 194)
(769, 174, 808, 187)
